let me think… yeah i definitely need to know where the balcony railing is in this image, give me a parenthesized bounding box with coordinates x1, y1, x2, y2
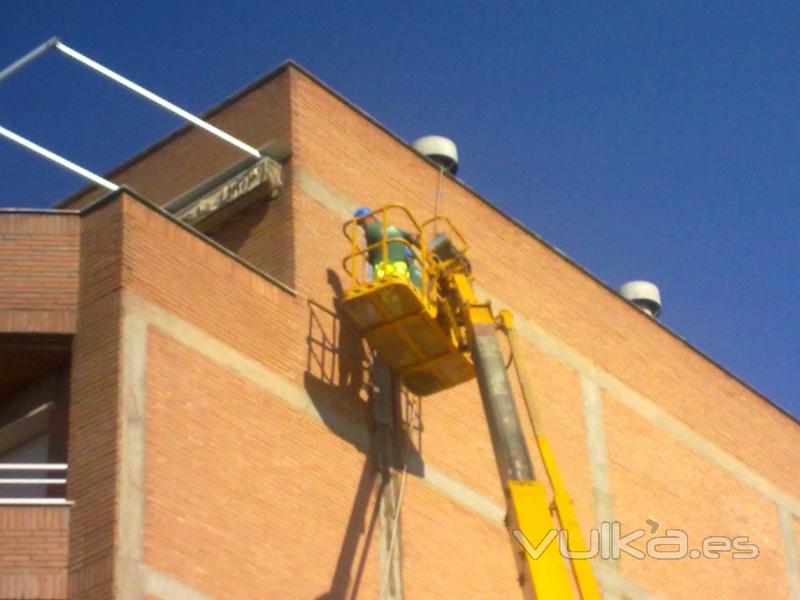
(0, 463, 68, 505)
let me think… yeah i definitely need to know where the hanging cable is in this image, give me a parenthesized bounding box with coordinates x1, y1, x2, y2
(432, 165, 444, 235)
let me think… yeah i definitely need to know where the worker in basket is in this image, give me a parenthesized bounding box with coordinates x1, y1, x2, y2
(353, 207, 421, 286)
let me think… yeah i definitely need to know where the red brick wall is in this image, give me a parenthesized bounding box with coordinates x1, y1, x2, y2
(0, 506, 69, 599)
(603, 390, 788, 600)
(119, 195, 307, 390)
(66, 200, 124, 599)
(0, 213, 79, 334)
(204, 179, 296, 289)
(289, 67, 800, 499)
(36, 64, 800, 599)
(116, 195, 379, 597)
(111, 173, 591, 598)
(287, 68, 800, 598)
(114, 194, 557, 598)
(400, 477, 520, 599)
(144, 331, 380, 598)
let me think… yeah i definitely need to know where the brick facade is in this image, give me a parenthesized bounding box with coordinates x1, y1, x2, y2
(0, 507, 69, 599)
(0, 213, 79, 334)
(0, 62, 797, 599)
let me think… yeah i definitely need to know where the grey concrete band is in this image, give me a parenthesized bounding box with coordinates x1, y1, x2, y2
(779, 506, 800, 600)
(116, 313, 148, 599)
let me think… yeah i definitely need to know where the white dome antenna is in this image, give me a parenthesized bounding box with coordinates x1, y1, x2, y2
(412, 135, 459, 175)
(618, 281, 662, 318)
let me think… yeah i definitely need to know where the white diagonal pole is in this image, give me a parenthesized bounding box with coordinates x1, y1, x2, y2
(0, 37, 57, 83)
(54, 41, 261, 159)
(0, 124, 119, 191)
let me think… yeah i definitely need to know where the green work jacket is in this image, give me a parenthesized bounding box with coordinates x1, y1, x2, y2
(363, 221, 416, 264)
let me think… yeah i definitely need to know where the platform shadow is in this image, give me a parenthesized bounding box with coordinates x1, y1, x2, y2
(305, 270, 427, 598)
(303, 270, 371, 443)
(314, 458, 384, 600)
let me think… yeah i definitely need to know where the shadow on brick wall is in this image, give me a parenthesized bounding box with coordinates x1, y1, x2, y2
(305, 271, 431, 598)
(304, 270, 371, 434)
(316, 458, 382, 600)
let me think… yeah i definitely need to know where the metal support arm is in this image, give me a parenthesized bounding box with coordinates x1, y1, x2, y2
(451, 273, 573, 599)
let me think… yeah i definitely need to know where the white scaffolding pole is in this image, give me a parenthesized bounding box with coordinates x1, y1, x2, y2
(0, 38, 262, 159)
(53, 42, 261, 158)
(0, 124, 120, 191)
(0, 38, 57, 83)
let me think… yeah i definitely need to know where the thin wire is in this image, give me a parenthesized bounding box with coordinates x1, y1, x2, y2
(378, 398, 418, 599)
(54, 42, 261, 159)
(433, 165, 444, 235)
(0, 124, 119, 191)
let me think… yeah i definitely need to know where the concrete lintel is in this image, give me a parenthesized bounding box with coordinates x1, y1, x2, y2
(581, 377, 614, 530)
(115, 312, 148, 599)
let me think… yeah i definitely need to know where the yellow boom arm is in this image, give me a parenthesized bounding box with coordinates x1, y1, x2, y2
(498, 310, 602, 600)
(451, 273, 577, 599)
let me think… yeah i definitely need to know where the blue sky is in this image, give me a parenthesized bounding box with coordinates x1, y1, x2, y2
(1, 2, 798, 417)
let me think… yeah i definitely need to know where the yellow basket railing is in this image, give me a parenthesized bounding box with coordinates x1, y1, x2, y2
(342, 206, 473, 317)
(342, 205, 439, 309)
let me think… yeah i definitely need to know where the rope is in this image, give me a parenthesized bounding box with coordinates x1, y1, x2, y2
(378, 398, 418, 599)
(433, 165, 444, 235)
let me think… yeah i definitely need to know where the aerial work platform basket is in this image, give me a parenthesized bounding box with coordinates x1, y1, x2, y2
(340, 205, 474, 395)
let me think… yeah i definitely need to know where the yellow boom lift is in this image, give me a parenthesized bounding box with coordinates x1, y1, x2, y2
(341, 206, 601, 600)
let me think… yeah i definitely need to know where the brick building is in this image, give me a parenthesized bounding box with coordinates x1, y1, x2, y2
(1, 62, 798, 599)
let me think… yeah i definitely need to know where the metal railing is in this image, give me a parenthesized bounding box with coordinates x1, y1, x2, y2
(342, 205, 439, 308)
(342, 207, 472, 316)
(0, 463, 68, 505)
(420, 215, 469, 260)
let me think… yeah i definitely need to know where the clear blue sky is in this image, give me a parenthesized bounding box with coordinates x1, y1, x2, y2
(1, 2, 798, 417)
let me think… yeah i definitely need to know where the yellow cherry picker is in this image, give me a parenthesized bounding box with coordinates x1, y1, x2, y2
(341, 206, 601, 600)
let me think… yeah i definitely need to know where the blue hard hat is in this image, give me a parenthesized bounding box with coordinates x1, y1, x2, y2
(353, 207, 372, 219)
